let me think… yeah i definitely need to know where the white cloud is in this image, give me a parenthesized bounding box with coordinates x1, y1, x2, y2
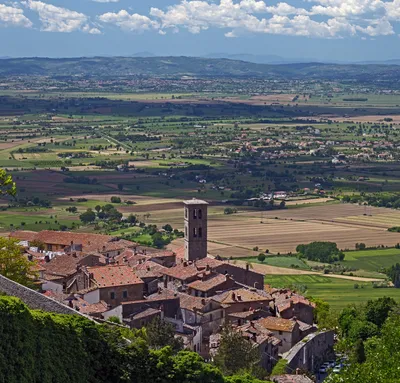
(98, 10, 159, 31)
(24, 0, 100, 33)
(0, 4, 32, 27)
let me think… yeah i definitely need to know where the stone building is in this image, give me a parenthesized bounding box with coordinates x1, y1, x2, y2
(184, 199, 208, 262)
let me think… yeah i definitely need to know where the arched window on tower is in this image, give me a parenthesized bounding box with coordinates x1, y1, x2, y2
(193, 228, 197, 237)
(193, 209, 197, 219)
(198, 227, 202, 238)
(198, 209, 202, 219)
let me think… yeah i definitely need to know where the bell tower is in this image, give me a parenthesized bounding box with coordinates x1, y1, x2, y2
(183, 199, 208, 261)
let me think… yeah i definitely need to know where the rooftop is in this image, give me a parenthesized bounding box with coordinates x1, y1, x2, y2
(161, 262, 202, 281)
(256, 317, 297, 333)
(213, 288, 272, 305)
(187, 273, 228, 292)
(88, 265, 144, 288)
(183, 198, 209, 205)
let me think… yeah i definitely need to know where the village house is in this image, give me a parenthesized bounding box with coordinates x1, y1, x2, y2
(83, 265, 145, 307)
(41, 253, 102, 294)
(255, 316, 316, 354)
(212, 288, 273, 320)
(10, 230, 136, 257)
(186, 272, 237, 297)
(271, 290, 315, 324)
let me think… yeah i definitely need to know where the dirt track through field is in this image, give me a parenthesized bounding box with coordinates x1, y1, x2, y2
(228, 260, 382, 282)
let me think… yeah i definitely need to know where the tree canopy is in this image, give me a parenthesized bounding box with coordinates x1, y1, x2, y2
(0, 237, 36, 287)
(0, 168, 16, 197)
(296, 241, 344, 263)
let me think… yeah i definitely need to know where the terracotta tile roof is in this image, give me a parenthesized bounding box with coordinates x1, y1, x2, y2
(178, 293, 210, 311)
(115, 249, 149, 266)
(213, 288, 272, 305)
(195, 257, 224, 269)
(187, 273, 228, 292)
(87, 239, 136, 253)
(256, 317, 297, 333)
(88, 265, 144, 288)
(131, 307, 161, 320)
(173, 246, 185, 260)
(237, 322, 281, 346)
(161, 263, 202, 281)
(10, 230, 38, 242)
(35, 230, 113, 248)
(134, 261, 167, 279)
(227, 310, 259, 319)
(276, 296, 315, 313)
(42, 253, 90, 278)
(72, 297, 109, 315)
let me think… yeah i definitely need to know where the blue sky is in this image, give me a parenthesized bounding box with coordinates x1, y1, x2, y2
(1, 0, 400, 61)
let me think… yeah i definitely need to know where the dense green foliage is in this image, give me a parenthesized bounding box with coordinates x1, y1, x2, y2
(0, 237, 36, 287)
(296, 241, 344, 263)
(386, 263, 400, 287)
(0, 296, 267, 383)
(0, 168, 16, 197)
(213, 326, 262, 378)
(331, 314, 400, 383)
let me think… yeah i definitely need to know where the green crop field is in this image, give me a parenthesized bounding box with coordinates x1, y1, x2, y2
(341, 248, 400, 272)
(265, 274, 400, 309)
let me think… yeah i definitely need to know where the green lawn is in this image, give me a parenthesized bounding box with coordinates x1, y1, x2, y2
(265, 274, 400, 310)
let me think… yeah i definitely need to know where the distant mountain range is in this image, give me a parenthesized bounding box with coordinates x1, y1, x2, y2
(0, 56, 400, 80)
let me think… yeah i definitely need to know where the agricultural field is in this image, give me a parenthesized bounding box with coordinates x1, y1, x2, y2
(265, 274, 400, 309)
(2, 66, 400, 291)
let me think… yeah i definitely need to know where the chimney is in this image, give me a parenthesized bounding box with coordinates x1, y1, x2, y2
(206, 264, 210, 271)
(246, 264, 249, 271)
(201, 298, 206, 305)
(44, 255, 50, 263)
(232, 292, 236, 301)
(237, 295, 242, 301)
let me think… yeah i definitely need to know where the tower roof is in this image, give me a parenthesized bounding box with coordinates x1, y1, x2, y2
(183, 198, 209, 205)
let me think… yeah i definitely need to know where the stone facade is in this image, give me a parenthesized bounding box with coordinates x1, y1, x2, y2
(284, 330, 335, 373)
(184, 199, 208, 262)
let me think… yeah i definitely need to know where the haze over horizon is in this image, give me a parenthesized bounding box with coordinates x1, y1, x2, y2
(1, 0, 400, 62)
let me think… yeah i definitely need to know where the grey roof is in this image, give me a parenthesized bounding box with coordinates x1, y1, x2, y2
(183, 198, 209, 205)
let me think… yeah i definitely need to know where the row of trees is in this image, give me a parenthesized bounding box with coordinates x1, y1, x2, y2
(296, 241, 345, 263)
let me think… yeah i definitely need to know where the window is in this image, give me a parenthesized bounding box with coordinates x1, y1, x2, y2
(193, 228, 197, 237)
(122, 290, 128, 299)
(193, 209, 197, 219)
(198, 209, 202, 219)
(185, 227, 188, 238)
(110, 292, 115, 300)
(185, 208, 188, 218)
(198, 227, 202, 238)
